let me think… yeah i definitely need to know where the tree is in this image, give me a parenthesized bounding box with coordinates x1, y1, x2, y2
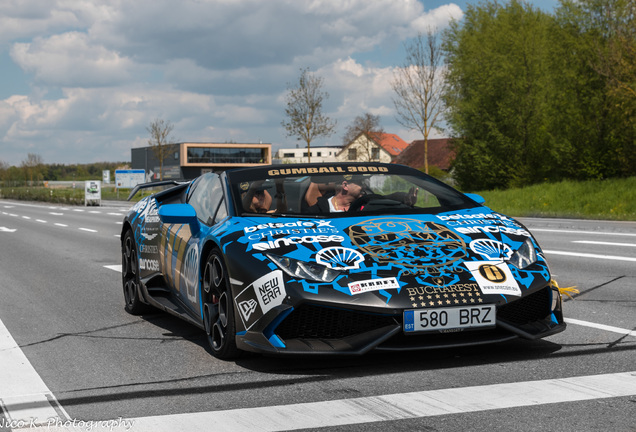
(341, 113, 385, 162)
(442, 1, 556, 190)
(146, 118, 176, 180)
(391, 29, 447, 174)
(21, 153, 44, 186)
(282, 68, 336, 163)
(553, 0, 636, 179)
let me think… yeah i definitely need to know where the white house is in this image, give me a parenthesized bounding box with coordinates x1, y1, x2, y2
(337, 133, 409, 163)
(273, 146, 341, 164)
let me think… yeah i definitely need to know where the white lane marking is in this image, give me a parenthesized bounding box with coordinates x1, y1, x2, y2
(8, 213, 17, 217)
(107, 212, 123, 216)
(73, 209, 85, 212)
(104, 265, 122, 272)
(565, 318, 636, 337)
(3, 205, 15, 208)
(573, 240, 636, 248)
(78, 228, 98, 233)
(544, 250, 636, 262)
(48, 212, 64, 216)
(0, 227, 17, 232)
(88, 211, 101, 214)
(22, 216, 31, 220)
(17, 371, 636, 432)
(0, 317, 69, 425)
(54, 223, 68, 227)
(532, 228, 636, 237)
(36, 219, 47, 223)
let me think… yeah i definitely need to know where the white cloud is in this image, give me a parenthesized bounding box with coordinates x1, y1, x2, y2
(411, 4, 464, 33)
(11, 32, 135, 87)
(0, 0, 462, 166)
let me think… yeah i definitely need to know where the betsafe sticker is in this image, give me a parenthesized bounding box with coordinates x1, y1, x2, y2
(464, 261, 521, 296)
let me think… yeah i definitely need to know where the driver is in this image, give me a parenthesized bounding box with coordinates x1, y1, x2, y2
(306, 175, 365, 213)
(242, 181, 273, 213)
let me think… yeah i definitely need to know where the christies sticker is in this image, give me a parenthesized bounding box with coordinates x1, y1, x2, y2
(403, 304, 496, 333)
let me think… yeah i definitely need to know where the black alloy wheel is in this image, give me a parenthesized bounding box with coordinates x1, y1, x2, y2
(202, 250, 240, 359)
(122, 230, 150, 315)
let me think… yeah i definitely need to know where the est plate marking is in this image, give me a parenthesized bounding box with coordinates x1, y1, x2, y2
(404, 304, 496, 332)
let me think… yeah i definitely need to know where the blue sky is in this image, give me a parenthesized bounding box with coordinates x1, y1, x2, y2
(0, 0, 559, 167)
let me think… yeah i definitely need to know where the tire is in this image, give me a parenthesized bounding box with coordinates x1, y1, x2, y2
(202, 250, 240, 359)
(122, 230, 151, 315)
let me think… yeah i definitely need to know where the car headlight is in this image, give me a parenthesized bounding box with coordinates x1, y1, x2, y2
(266, 253, 341, 283)
(507, 238, 538, 269)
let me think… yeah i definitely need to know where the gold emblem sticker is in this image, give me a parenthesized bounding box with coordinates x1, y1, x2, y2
(478, 264, 507, 283)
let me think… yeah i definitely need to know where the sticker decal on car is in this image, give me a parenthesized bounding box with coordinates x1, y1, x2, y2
(469, 239, 513, 261)
(348, 218, 466, 268)
(316, 246, 364, 270)
(348, 277, 399, 295)
(235, 270, 286, 330)
(183, 243, 199, 303)
(252, 235, 344, 251)
(464, 261, 522, 296)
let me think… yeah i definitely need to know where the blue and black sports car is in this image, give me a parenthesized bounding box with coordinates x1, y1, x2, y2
(120, 162, 565, 359)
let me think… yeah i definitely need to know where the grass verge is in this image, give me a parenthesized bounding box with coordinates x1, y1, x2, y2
(477, 177, 636, 221)
(0, 186, 151, 204)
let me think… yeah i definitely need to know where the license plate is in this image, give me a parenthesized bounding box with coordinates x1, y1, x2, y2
(403, 305, 496, 333)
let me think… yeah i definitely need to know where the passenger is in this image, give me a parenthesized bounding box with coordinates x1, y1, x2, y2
(306, 176, 365, 213)
(306, 175, 419, 214)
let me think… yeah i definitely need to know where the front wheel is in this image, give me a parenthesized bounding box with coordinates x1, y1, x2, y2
(122, 230, 151, 315)
(202, 250, 240, 359)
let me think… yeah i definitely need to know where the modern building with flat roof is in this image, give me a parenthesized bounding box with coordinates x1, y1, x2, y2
(131, 142, 272, 181)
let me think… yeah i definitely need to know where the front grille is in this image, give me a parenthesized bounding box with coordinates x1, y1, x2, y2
(497, 286, 551, 325)
(275, 304, 396, 340)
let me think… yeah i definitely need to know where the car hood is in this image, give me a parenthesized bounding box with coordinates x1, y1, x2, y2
(230, 207, 550, 307)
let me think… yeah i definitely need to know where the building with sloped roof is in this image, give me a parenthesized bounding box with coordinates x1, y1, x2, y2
(338, 132, 409, 163)
(394, 138, 455, 171)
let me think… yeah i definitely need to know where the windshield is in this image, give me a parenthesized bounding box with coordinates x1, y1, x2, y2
(227, 163, 478, 216)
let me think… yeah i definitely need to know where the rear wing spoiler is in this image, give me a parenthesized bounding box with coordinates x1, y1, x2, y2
(127, 180, 189, 201)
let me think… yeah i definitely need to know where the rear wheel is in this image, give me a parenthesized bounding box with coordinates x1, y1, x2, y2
(122, 230, 151, 315)
(202, 250, 240, 359)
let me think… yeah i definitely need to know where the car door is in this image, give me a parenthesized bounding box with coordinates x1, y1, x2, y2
(162, 173, 226, 316)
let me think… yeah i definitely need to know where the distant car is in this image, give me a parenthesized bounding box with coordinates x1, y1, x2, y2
(120, 162, 565, 359)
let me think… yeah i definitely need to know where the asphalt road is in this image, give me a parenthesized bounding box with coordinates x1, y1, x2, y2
(0, 200, 634, 432)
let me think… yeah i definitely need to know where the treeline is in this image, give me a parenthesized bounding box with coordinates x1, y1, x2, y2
(0, 156, 128, 186)
(444, 0, 635, 191)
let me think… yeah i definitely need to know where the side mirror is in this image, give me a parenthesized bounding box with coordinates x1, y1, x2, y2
(158, 203, 200, 235)
(465, 193, 485, 205)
